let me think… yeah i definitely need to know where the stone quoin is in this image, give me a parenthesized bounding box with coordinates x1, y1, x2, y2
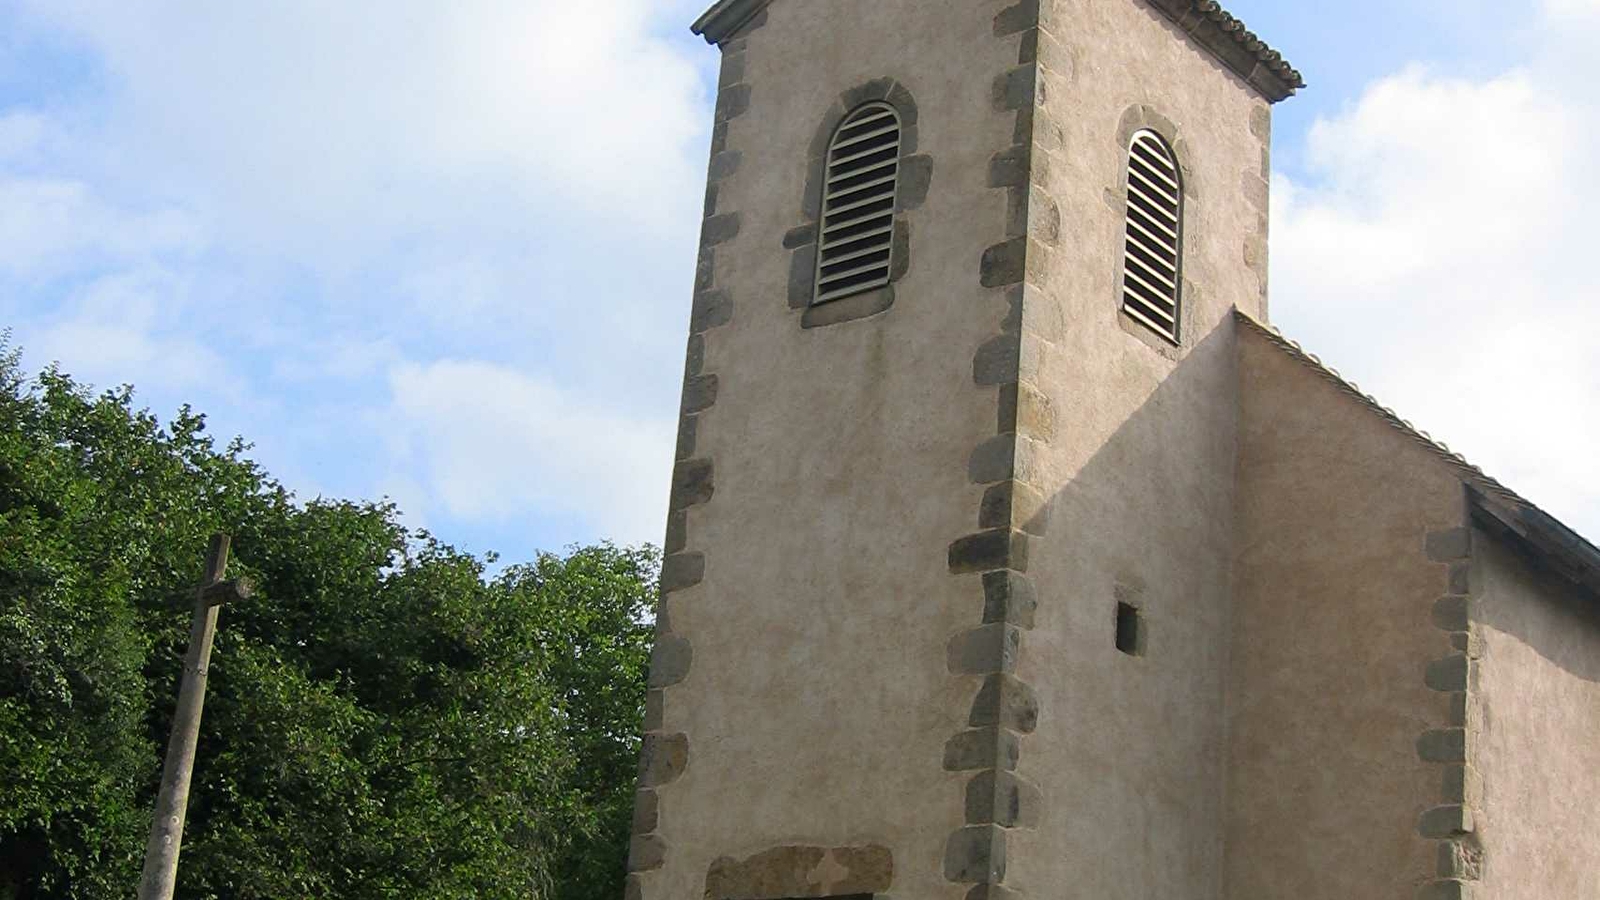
(628, 2, 1600, 898)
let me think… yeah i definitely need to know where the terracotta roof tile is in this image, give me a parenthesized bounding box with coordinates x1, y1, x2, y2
(693, 1, 1305, 102)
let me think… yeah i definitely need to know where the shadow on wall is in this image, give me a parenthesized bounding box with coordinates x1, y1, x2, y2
(972, 314, 1241, 894)
(1475, 539, 1600, 686)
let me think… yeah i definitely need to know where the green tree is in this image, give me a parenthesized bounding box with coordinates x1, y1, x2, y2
(0, 339, 655, 899)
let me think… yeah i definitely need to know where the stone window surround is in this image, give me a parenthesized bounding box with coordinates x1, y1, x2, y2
(783, 78, 934, 330)
(1110, 105, 1197, 361)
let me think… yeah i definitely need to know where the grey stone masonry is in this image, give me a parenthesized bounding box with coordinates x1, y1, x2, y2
(783, 77, 933, 329)
(941, 3, 1053, 897)
(628, 33, 753, 900)
(1415, 524, 1484, 900)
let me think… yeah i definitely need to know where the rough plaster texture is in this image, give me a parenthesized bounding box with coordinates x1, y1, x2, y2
(1474, 535, 1600, 898)
(639, 2, 1023, 897)
(1226, 325, 1466, 899)
(644, 1, 1600, 897)
(1001, 1, 1273, 896)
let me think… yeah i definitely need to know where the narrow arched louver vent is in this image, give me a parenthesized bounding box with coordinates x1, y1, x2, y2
(1121, 130, 1183, 343)
(815, 103, 902, 305)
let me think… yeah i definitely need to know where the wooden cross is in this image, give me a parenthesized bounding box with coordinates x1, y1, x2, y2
(137, 533, 254, 900)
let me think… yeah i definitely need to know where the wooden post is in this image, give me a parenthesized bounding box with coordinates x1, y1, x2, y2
(138, 533, 246, 900)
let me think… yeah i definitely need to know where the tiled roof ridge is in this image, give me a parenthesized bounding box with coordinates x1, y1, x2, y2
(1192, 1, 1305, 92)
(1235, 309, 1600, 597)
(1234, 310, 1522, 503)
(1142, 0, 1304, 101)
(692, 1, 1306, 102)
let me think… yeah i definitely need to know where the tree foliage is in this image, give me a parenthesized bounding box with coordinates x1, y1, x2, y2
(0, 339, 655, 900)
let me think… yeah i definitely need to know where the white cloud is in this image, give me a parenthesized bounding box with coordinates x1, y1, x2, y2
(15, 0, 709, 259)
(0, 175, 202, 277)
(0, 111, 46, 162)
(1271, 11, 1600, 541)
(0, 1, 709, 550)
(26, 266, 236, 398)
(386, 358, 675, 546)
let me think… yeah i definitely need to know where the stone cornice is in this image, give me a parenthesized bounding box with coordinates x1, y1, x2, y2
(691, 0, 1304, 102)
(691, 0, 767, 44)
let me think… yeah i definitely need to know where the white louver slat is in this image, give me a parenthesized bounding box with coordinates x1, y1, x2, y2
(815, 103, 902, 305)
(1121, 130, 1183, 343)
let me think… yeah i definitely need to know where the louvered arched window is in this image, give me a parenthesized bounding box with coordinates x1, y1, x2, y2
(815, 103, 902, 305)
(1121, 130, 1183, 343)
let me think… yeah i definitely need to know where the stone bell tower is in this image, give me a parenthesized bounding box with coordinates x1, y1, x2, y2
(632, 1, 1299, 898)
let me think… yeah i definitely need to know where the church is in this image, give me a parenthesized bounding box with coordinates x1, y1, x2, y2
(629, 1, 1600, 898)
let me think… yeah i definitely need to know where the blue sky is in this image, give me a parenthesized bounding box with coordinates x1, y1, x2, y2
(1, 0, 1595, 560)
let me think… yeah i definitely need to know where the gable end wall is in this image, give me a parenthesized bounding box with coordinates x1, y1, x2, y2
(1228, 325, 1472, 899)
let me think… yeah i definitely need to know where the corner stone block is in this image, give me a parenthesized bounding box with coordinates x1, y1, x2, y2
(967, 886, 1022, 900)
(715, 84, 751, 122)
(1432, 596, 1471, 632)
(980, 237, 1028, 289)
(1418, 804, 1474, 839)
(631, 790, 660, 835)
(983, 571, 1038, 630)
(991, 65, 1037, 112)
(943, 825, 1007, 884)
(700, 213, 742, 249)
(682, 375, 720, 415)
(944, 727, 1022, 772)
(969, 434, 1019, 484)
(1425, 655, 1470, 693)
(965, 770, 1042, 828)
(707, 150, 742, 183)
(648, 634, 693, 688)
(973, 335, 1021, 387)
(1426, 528, 1473, 562)
(949, 529, 1030, 575)
(979, 481, 1049, 534)
(670, 459, 715, 510)
(1417, 729, 1467, 764)
(690, 290, 734, 334)
(988, 145, 1031, 189)
(968, 674, 1039, 734)
(664, 510, 687, 555)
(947, 623, 1022, 675)
(643, 690, 665, 731)
(659, 553, 706, 595)
(1001, 382, 1056, 442)
(674, 417, 698, 462)
(638, 733, 689, 788)
(1440, 763, 1482, 806)
(629, 834, 667, 872)
(1437, 837, 1484, 880)
(1418, 880, 1476, 900)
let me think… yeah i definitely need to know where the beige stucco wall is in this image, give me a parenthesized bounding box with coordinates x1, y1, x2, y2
(1474, 533, 1600, 897)
(645, 1, 1023, 897)
(1003, 1, 1273, 897)
(1224, 326, 1466, 898)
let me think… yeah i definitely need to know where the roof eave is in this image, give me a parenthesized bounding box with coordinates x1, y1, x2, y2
(692, 0, 768, 45)
(1142, 0, 1305, 102)
(1235, 310, 1600, 603)
(1470, 487, 1600, 601)
(691, 0, 1305, 102)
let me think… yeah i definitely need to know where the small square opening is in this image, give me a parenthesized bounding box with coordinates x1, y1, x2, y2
(1115, 601, 1143, 656)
